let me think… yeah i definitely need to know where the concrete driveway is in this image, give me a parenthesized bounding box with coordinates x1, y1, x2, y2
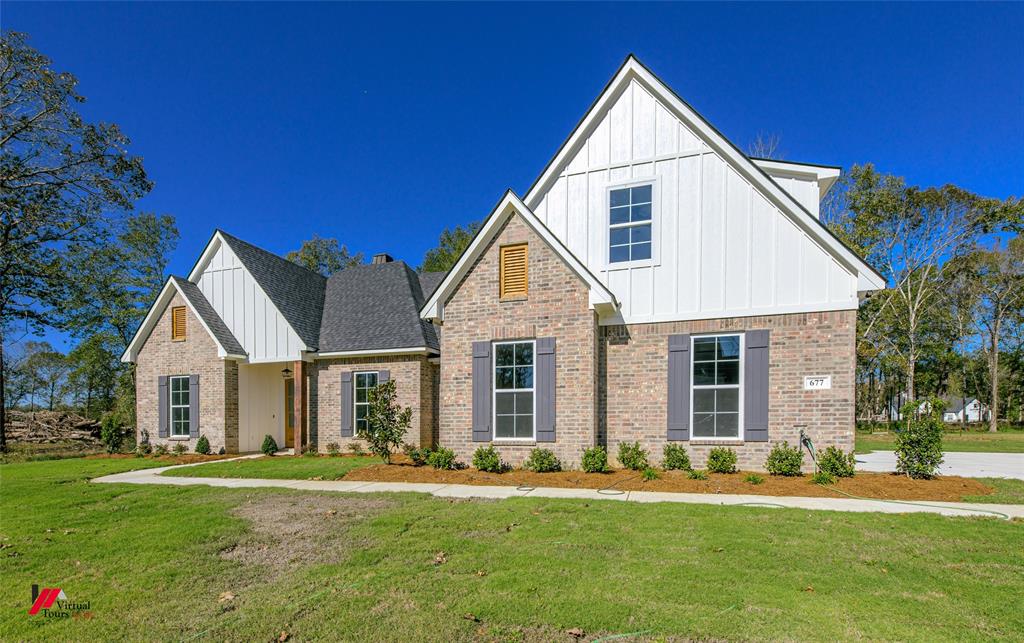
(857, 451, 1024, 479)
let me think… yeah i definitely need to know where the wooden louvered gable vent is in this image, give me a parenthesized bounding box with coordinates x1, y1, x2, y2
(500, 243, 528, 298)
(171, 306, 186, 341)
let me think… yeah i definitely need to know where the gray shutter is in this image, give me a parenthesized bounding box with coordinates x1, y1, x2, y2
(340, 371, 353, 437)
(188, 374, 200, 438)
(744, 330, 770, 442)
(667, 334, 690, 441)
(536, 338, 556, 443)
(158, 376, 169, 438)
(378, 370, 390, 384)
(472, 341, 491, 442)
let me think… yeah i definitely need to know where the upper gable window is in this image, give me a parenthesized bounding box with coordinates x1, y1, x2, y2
(609, 184, 652, 264)
(171, 306, 186, 341)
(500, 243, 528, 298)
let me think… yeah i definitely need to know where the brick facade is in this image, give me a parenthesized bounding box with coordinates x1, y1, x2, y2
(311, 355, 437, 452)
(135, 292, 239, 453)
(439, 214, 599, 467)
(599, 310, 857, 472)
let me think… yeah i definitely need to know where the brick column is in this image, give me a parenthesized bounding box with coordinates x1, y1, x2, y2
(293, 360, 308, 454)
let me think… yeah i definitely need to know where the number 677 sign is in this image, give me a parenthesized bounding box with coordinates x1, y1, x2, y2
(803, 375, 831, 390)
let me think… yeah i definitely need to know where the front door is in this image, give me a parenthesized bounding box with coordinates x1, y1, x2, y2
(284, 378, 295, 447)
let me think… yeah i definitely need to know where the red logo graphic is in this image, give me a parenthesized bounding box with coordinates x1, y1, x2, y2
(29, 585, 66, 615)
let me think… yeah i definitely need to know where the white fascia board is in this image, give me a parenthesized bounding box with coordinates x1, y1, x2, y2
(752, 159, 842, 200)
(419, 190, 618, 322)
(121, 278, 236, 363)
(522, 55, 885, 294)
(314, 346, 439, 359)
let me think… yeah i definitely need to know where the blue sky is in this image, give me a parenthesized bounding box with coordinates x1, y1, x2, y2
(6, 2, 1023, 349)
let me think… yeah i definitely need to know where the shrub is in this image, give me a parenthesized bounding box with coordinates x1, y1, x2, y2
(195, 435, 211, 455)
(617, 441, 649, 471)
(134, 442, 151, 458)
(523, 448, 561, 473)
(326, 442, 341, 456)
(896, 399, 945, 479)
(153, 443, 169, 457)
(359, 380, 412, 464)
(218, 447, 226, 455)
(472, 446, 504, 473)
(812, 470, 835, 485)
(706, 447, 737, 474)
(581, 446, 609, 473)
(745, 473, 765, 485)
(765, 441, 803, 476)
(171, 443, 187, 456)
(261, 435, 278, 456)
(427, 447, 459, 470)
(818, 446, 856, 478)
(641, 467, 659, 481)
(403, 444, 431, 466)
(687, 469, 708, 480)
(302, 447, 317, 457)
(662, 444, 691, 471)
(100, 414, 126, 454)
(348, 442, 365, 456)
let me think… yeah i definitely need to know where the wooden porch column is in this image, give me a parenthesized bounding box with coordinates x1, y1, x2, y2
(293, 360, 308, 454)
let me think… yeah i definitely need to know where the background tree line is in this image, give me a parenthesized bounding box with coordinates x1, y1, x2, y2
(2, 31, 1021, 453)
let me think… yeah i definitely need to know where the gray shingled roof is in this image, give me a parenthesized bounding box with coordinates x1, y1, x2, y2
(171, 276, 247, 356)
(218, 231, 327, 350)
(318, 261, 440, 353)
(417, 271, 446, 301)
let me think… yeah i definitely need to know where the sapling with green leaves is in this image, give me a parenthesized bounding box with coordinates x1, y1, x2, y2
(360, 380, 411, 464)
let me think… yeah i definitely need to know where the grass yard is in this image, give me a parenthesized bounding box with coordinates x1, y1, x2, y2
(965, 478, 1024, 505)
(2, 459, 1023, 641)
(856, 429, 1024, 454)
(162, 454, 378, 479)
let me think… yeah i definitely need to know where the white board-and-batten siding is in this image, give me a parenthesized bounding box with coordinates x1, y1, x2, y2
(529, 79, 857, 326)
(195, 240, 305, 361)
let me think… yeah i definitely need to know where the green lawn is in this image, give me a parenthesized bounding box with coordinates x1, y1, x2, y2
(856, 429, 1024, 454)
(965, 478, 1024, 505)
(2, 459, 1022, 641)
(162, 454, 378, 479)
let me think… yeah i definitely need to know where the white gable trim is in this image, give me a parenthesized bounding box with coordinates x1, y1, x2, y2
(752, 158, 842, 202)
(187, 230, 310, 353)
(120, 278, 246, 363)
(523, 55, 885, 293)
(420, 190, 618, 322)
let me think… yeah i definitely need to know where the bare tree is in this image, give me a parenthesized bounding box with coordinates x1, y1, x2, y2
(747, 131, 782, 160)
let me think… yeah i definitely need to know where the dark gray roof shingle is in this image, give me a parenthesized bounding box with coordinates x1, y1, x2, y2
(218, 230, 327, 350)
(318, 261, 440, 353)
(417, 271, 446, 302)
(171, 276, 246, 356)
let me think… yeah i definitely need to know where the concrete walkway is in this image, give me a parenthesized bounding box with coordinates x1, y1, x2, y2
(92, 457, 1023, 520)
(857, 451, 1024, 480)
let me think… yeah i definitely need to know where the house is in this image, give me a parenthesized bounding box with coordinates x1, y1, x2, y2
(123, 56, 885, 470)
(928, 397, 989, 423)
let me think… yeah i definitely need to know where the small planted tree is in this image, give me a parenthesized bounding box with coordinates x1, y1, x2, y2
(896, 399, 945, 479)
(194, 434, 211, 455)
(360, 380, 411, 464)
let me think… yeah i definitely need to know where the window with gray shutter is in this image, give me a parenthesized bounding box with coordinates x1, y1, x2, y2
(158, 376, 169, 438)
(188, 374, 200, 438)
(667, 335, 690, 440)
(472, 341, 491, 442)
(536, 338, 556, 442)
(340, 371, 354, 437)
(744, 330, 770, 442)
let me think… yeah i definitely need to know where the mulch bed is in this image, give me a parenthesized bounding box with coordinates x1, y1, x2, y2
(344, 456, 993, 503)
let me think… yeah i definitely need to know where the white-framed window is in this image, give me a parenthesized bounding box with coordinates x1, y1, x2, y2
(608, 182, 653, 265)
(169, 375, 191, 437)
(691, 334, 743, 439)
(493, 340, 535, 440)
(354, 371, 379, 433)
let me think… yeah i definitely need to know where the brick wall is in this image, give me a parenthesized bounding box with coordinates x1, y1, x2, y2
(599, 310, 857, 472)
(311, 355, 436, 452)
(135, 292, 239, 453)
(439, 214, 598, 467)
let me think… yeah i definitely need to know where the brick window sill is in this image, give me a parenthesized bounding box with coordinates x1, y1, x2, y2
(689, 439, 745, 447)
(167, 436, 191, 441)
(499, 295, 528, 303)
(492, 440, 536, 447)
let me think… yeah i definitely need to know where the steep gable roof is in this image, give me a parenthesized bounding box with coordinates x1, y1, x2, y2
(420, 190, 618, 322)
(216, 231, 327, 351)
(319, 261, 439, 353)
(523, 55, 885, 293)
(121, 276, 246, 362)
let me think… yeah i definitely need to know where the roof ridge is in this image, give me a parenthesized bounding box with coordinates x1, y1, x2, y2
(216, 229, 327, 282)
